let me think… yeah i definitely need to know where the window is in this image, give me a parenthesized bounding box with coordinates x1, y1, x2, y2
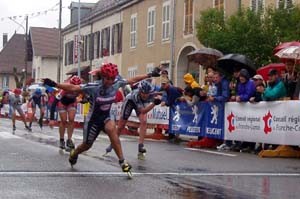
(94, 31, 100, 59)
(162, 1, 171, 41)
(184, 0, 193, 35)
(130, 14, 137, 48)
(214, 0, 224, 10)
(64, 40, 73, 66)
(128, 66, 137, 78)
(147, 7, 156, 44)
(251, 0, 264, 12)
(277, 0, 293, 8)
(146, 63, 155, 74)
(112, 23, 123, 55)
(2, 76, 9, 89)
(101, 27, 110, 57)
(88, 33, 94, 60)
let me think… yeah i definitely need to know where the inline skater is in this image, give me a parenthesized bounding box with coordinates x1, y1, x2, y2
(43, 63, 161, 175)
(48, 76, 82, 151)
(4, 88, 31, 133)
(28, 88, 47, 129)
(104, 79, 162, 159)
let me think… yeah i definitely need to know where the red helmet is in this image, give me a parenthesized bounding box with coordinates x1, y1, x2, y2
(69, 76, 82, 85)
(14, 88, 22, 95)
(100, 63, 118, 79)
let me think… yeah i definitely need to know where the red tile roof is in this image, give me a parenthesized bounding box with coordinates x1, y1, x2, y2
(30, 27, 60, 57)
(0, 33, 31, 74)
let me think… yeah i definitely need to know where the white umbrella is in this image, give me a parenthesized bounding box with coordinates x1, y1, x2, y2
(27, 84, 46, 93)
(275, 46, 300, 60)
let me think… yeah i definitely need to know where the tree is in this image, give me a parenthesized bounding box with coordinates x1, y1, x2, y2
(196, 5, 300, 69)
(12, 67, 25, 88)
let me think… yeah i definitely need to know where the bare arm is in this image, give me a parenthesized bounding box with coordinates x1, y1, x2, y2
(127, 74, 150, 85)
(56, 83, 81, 93)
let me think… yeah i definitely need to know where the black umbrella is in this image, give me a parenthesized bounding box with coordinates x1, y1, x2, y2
(187, 47, 223, 67)
(217, 53, 256, 76)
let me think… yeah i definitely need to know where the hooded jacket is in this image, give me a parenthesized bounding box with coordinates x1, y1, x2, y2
(183, 73, 200, 89)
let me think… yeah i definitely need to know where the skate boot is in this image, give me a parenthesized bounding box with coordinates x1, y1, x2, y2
(38, 118, 43, 129)
(25, 125, 32, 132)
(137, 143, 147, 160)
(119, 160, 132, 179)
(65, 139, 75, 152)
(69, 149, 78, 167)
(103, 144, 113, 156)
(12, 125, 16, 134)
(59, 139, 66, 150)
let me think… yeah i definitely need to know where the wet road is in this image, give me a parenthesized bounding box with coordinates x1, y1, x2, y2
(0, 118, 300, 198)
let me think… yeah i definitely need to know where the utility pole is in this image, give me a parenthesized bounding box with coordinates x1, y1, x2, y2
(57, 0, 62, 83)
(24, 15, 28, 86)
(77, 0, 81, 78)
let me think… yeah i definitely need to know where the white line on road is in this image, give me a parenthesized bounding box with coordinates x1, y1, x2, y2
(0, 171, 299, 177)
(184, 148, 237, 157)
(0, 132, 20, 139)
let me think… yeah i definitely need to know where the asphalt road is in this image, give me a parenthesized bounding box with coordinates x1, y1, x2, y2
(0, 118, 300, 199)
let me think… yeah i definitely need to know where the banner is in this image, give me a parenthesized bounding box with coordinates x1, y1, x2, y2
(204, 102, 224, 139)
(169, 101, 206, 136)
(225, 101, 300, 146)
(110, 102, 169, 124)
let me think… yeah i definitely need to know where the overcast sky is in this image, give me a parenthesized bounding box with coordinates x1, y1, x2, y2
(0, 0, 98, 50)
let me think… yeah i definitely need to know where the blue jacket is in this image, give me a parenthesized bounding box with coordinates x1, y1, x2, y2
(237, 80, 256, 101)
(162, 85, 183, 106)
(214, 76, 230, 103)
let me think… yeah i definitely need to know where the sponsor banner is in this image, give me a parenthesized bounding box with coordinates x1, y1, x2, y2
(110, 102, 169, 124)
(225, 101, 300, 146)
(204, 102, 224, 139)
(169, 101, 206, 136)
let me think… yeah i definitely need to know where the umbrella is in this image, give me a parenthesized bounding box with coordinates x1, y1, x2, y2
(256, 63, 286, 81)
(27, 84, 46, 93)
(187, 47, 223, 67)
(274, 45, 300, 61)
(217, 53, 256, 76)
(273, 41, 300, 55)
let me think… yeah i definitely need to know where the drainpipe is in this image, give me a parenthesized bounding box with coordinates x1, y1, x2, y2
(169, 0, 176, 83)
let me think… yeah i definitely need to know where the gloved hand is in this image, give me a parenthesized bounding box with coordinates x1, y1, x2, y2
(147, 66, 161, 77)
(43, 78, 57, 87)
(153, 98, 162, 105)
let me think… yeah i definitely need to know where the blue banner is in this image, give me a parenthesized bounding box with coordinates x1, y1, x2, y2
(169, 101, 224, 139)
(203, 102, 224, 139)
(169, 101, 206, 136)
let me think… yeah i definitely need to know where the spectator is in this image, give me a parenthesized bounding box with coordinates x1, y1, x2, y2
(207, 71, 230, 103)
(161, 70, 173, 85)
(262, 69, 287, 101)
(235, 69, 256, 102)
(183, 73, 200, 89)
(250, 74, 265, 103)
(160, 76, 183, 141)
(229, 68, 241, 101)
(282, 59, 297, 99)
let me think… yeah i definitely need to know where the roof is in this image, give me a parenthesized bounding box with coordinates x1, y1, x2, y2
(30, 27, 60, 57)
(0, 33, 31, 74)
(63, 0, 135, 33)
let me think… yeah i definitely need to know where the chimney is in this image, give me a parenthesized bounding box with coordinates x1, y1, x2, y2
(3, 33, 8, 48)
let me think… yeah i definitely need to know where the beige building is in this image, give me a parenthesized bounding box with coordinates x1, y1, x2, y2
(61, 0, 299, 87)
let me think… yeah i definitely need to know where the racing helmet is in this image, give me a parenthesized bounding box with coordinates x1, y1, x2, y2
(100, 63, 118, 79)
(70, 76, 82, 85)
(13, 88, 22, 95)
(35, 88, 42, 95)
(138, 80, 154, 94)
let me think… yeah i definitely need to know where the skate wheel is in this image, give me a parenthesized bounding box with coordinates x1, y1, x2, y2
(127, 171, 133, 179)
(137, 153, 146, 160)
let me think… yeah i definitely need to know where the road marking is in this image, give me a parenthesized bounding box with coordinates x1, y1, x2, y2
(184, 148, 237, 157)
(0, 171, 299, 177)
(0, 132, 20, 139)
